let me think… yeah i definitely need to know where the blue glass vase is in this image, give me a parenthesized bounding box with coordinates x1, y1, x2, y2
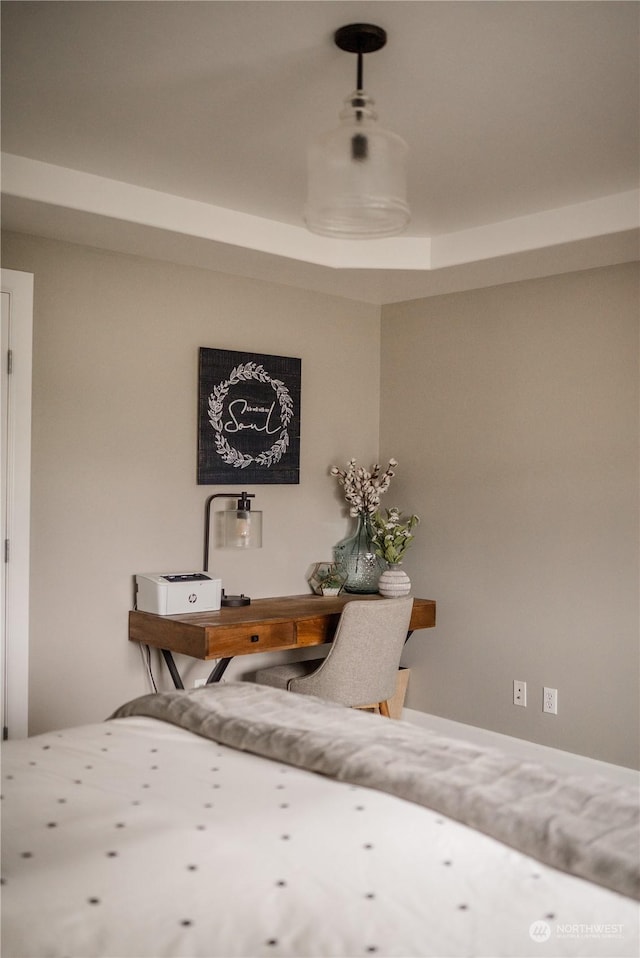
(333, 514, 384, 594)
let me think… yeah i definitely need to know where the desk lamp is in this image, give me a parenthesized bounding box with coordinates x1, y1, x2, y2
(203, 491, 262, 606)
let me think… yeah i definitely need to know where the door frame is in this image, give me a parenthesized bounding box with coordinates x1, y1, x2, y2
(1, 268, 33, 738)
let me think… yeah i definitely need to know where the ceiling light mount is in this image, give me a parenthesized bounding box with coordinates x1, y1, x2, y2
(334, 23, 387, 97)
(304, 22, 410, 239)
(335, 23, 387, 86)
(334, 23, 387, 55)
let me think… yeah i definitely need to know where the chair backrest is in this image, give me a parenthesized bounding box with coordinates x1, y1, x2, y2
(288, 596, 414, 707)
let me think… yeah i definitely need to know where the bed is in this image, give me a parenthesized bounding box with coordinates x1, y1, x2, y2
(2, 682, 638, 958)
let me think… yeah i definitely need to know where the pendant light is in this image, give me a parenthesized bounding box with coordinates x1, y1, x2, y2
(305, 23, 410, 239)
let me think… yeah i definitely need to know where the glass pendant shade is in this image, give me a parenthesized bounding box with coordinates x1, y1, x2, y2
(305, 91, 410, 238)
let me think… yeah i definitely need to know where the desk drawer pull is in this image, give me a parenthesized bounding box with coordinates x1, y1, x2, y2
(250, 634, 260, 643)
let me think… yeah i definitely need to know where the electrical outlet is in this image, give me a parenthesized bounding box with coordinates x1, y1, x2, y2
(513, 680, 527, 707)
(543, 687, 558, 714)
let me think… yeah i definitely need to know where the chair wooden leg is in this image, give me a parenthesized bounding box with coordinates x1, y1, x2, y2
(378, 700, 391, 718)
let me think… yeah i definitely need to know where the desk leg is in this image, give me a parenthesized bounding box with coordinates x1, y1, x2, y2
(161, 649, 185, 690)
(206, 658, 232, 683)
(159, 651, 232, 689)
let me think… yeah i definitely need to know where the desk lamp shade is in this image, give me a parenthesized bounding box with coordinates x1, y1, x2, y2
(221, 492, 262, 549)
(305, 23, 410, 239)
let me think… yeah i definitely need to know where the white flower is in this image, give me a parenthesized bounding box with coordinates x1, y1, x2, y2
(329, 458, 398, 516)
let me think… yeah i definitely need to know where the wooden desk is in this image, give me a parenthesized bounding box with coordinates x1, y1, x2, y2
(129, 593, 436, 688)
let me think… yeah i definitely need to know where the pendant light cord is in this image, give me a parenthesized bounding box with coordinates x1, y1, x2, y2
(355, 51, 364, 128)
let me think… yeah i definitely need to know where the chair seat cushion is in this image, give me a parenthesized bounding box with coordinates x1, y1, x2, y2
(254, 659, 322, 690)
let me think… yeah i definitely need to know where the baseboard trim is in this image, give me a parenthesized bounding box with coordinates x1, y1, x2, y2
(401, 708, 639, 786)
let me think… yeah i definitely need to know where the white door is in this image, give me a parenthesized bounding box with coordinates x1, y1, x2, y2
(1, 269, 33, 739)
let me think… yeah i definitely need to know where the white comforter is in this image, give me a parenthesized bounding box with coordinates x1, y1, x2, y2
(2, 715, 638, 958)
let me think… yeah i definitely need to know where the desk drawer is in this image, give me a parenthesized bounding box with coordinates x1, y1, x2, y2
(205, 621, 296, 657)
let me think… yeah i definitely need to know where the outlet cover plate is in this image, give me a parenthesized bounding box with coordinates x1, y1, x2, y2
(513, 680, 527, 707)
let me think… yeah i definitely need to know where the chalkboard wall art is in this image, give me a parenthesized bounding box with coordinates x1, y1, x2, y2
(198, 347, 301, 484)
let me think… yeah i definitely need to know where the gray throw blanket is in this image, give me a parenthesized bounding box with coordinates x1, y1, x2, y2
(111, 682, 639, 901)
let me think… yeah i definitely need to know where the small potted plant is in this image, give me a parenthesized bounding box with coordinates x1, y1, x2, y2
(314, 563, 346, 596)
(369, 508, 420, 597)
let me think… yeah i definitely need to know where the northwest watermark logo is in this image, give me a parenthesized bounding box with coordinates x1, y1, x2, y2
(529, 921, 551, 943)
(530, 921, 624, 943)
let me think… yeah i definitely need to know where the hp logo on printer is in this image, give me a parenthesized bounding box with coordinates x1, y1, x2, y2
(188, 593, 198, 604)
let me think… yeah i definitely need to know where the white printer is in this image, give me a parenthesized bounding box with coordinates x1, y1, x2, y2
(135, 572, 221, 615)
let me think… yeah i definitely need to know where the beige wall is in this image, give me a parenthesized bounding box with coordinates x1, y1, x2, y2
(381, 263, 639, 768)
(2, 232, 381, 733)
(3, 231, 639, 769)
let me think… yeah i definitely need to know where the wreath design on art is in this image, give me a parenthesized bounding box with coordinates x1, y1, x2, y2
(208, 362, 293, 469)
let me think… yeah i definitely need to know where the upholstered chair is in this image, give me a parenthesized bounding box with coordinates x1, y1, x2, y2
(254, 596, 413, 717)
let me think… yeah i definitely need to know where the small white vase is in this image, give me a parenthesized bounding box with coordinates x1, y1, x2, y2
(378, 564, 411, 598)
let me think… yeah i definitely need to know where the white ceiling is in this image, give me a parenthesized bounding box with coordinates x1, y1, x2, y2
(1, 0, 638, 304)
